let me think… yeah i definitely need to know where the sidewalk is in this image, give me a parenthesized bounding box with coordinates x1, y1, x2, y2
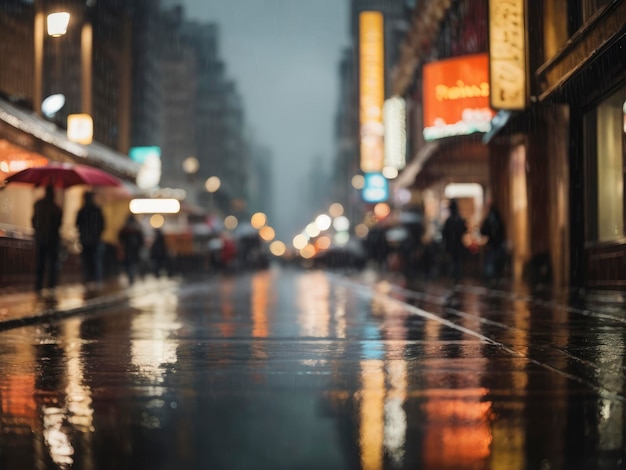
(0, 276, 182, 330)
(353, 266, 626, 315)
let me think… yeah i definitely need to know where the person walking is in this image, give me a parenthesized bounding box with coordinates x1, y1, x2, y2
(441, 199, 467, 285)
(480, 202, 506, 286)
(118, 214, 145, 285)
(149, 228, 169, 277)
(76, 191, 105, 288)
(31, 185, 63, 295)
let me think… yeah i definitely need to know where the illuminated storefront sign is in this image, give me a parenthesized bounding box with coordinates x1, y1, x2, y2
(383, 96, 407, 170)
(422, 54, 495, 141)
(362, 172, 389, 203)
(359, 11, 385, 173)
(488, 0, 527, 110)
(67, 113, 93, 145)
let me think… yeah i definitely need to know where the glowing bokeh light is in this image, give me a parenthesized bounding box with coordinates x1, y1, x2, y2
(259, 226, 276, 241)
(316, 236, 331, 250)
(355, 223, 370, 238)
(300, 244, 316, 259)
(305, 223, 320, 238)
(149, 214, 165, 229)
(334, 231, 350, 246)
(315, 214, 332, 231)
(205, 176, 221, 193)
(351, 174, 365, 189)
(293, 233, 308, 250)
(382, 166, 399, 179)
(333, 215, 350, 232)
(329, 203, 344, 217)
(270, 240, 286, 256)
(373, 202, 391, 219)
(250, 212, 267, 229)
(182, 156, 199, 174)
(224, 215, 238, 230)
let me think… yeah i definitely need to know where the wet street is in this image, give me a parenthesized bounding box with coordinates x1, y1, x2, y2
(0, 266, 625, 469)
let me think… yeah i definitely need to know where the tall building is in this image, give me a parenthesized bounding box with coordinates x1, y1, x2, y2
(158, 5, 199, 202)
(247, 143, 275, 223)
(333, 0, 409, 226)
(128, 0, 163, 151)
(181, 21, 249, 214)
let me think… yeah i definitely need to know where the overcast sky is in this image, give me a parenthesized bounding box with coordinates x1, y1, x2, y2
(175, 0, 349, 240)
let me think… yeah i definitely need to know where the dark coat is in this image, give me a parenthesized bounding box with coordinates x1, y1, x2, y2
(76, 202, 104, 246)
(118, 218, 145, 262)
(442, 203, 467, 257)
(32, 194, 62, 246)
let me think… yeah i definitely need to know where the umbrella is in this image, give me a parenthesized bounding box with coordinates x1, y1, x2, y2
(2, 162, 121, 188)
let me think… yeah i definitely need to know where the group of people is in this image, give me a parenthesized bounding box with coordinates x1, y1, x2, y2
(364, 198, 508, 286)
(441, 198, 506, 285)
(31, 186, 169, 295)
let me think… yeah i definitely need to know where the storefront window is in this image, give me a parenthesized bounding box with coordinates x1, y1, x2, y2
(585, 85, 626, 243)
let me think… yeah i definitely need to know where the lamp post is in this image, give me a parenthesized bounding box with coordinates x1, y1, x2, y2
(34, 0, 92, 119)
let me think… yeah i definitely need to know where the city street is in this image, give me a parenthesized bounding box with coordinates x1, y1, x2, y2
(0, 266, 624, 469)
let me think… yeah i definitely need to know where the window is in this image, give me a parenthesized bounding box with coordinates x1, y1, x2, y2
(585, 84, 626, 242)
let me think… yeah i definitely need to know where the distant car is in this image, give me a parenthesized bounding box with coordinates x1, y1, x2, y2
(311, 241, 367, 270)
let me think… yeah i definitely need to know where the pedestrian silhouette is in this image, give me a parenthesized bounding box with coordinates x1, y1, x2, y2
(76, 191, 105, 287)
(480, 201, 506, 286)
(31, 185, 63, 294)
(118, 214, 145, 285)
(149, 228, 168, 277)
(441, 199, 467, 284)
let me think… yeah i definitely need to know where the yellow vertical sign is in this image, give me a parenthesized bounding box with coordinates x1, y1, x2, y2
(359, 11, 385, 173)
(488, 0, 527, 109)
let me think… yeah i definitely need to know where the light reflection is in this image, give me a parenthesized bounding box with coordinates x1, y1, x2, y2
(251, 271, 272, 360)
(219, 277, 237, 338)
(333, 284, 347, 339)
(43, 406, 74, 466)
(130, 292, 181, 399)
(359, 359, 385, 470)
(38, 317, 95, 468)
(297, 272, 331, 338)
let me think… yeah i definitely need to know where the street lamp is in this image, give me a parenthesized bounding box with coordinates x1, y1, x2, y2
(46, 12, 70, 37)
(34, 1, 92, 119)
(34, 3, 70, 116)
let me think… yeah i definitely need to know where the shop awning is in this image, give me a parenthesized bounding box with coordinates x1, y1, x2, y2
(0, 97, 139, 181)
(482, 110, 516, 144)
(392, 142, 439, 190)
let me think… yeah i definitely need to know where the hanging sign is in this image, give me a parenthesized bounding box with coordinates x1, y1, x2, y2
(488, 0, 528, 110)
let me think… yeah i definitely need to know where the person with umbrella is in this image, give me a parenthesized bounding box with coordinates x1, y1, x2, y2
(31, 185, 63, 295)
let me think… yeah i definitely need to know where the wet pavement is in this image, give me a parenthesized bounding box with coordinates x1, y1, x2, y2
(0, 266, 625, 469)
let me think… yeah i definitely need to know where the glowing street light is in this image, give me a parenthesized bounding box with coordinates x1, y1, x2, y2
(47, 12, 70, 37)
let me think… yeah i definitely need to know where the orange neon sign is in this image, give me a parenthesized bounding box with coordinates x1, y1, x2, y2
(422, 54, 495, 141)
(359, 11, 384, 172)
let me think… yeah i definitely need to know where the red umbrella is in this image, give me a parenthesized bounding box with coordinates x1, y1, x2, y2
(2, 162, 121, 189)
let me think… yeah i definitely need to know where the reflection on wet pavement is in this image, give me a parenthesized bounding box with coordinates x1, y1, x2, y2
(0, 266, 624, 468)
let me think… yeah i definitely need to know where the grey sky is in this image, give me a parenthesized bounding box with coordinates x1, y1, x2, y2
(176, 0, 349, 240)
